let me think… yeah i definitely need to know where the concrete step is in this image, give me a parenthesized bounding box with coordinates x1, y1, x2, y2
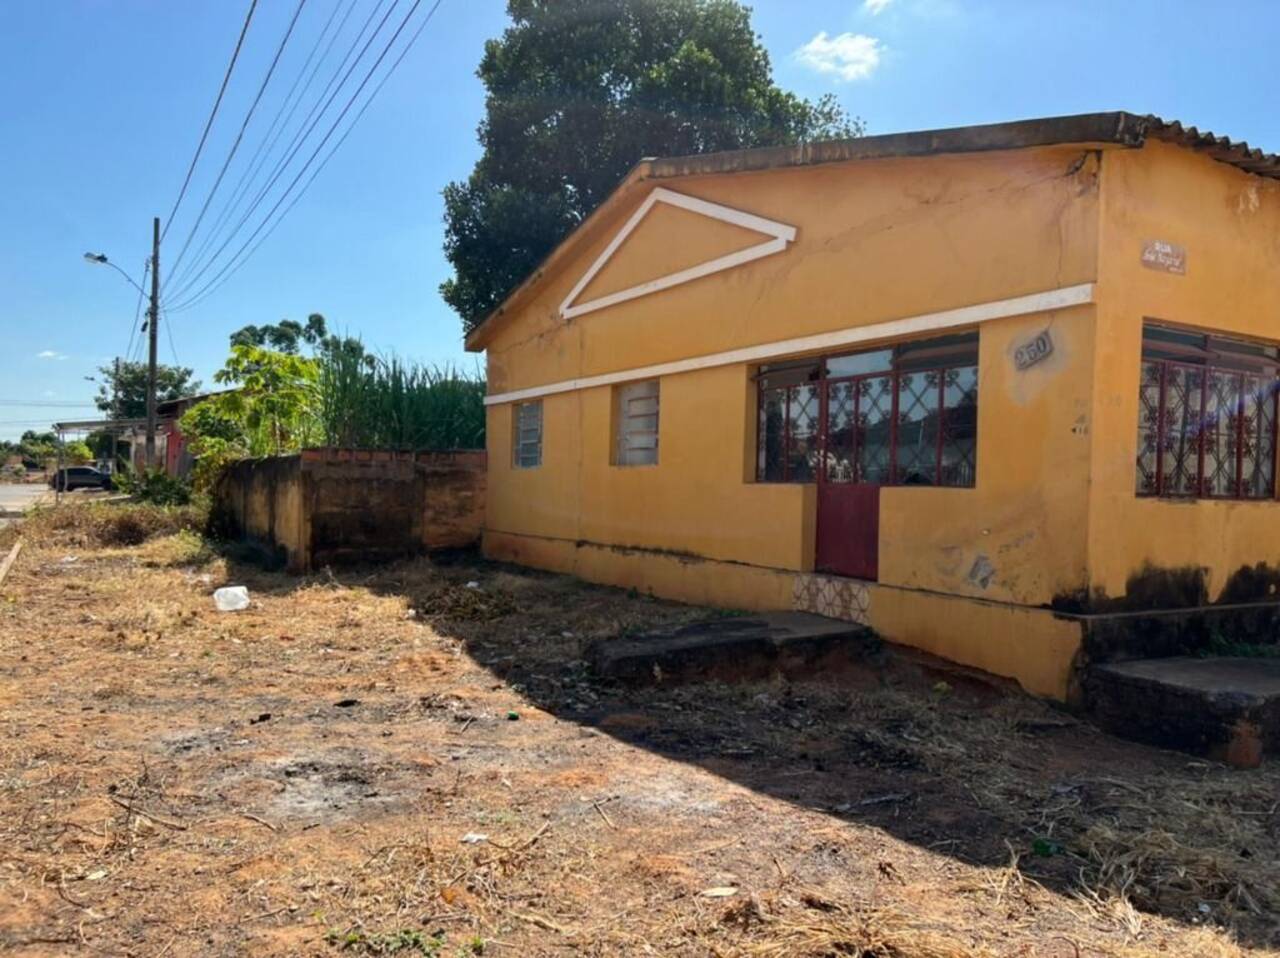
(1084, 657, 1280, 768)
(586, 612, 880, 686)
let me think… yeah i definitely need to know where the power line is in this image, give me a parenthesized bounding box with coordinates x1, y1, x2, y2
(169, 0, 389, 298)
(164, 311, 182, 367)
(169, 0, 441, 315)
(162, 0, 260, 242)
(131, 320, 149, 365)
(168, 0, 442, 313)
(124, 258, 150, 364)
(0, 419, 87, 425)
(166, 0, 396, 302)
(175, 0, 355, 293)
(0, 401, 98, 408)
(165, 0, 310, 288)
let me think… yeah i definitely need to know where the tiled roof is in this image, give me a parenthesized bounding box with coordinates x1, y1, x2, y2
(1143, 115, 1280, 179)
(466, 112, 1279, 349)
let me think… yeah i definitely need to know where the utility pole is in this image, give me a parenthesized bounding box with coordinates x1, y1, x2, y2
(111, 356, 120, 472)
(145, 216, 160, 470)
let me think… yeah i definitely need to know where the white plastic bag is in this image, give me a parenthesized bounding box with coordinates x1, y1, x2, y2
(213, 586, 250, 612)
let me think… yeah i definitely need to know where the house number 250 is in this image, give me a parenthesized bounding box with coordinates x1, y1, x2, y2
(1014, 330, 1054, 371)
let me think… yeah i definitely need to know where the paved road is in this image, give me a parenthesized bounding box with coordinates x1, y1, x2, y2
(0, 483, 48, 511)
(0, 484, 48, 524)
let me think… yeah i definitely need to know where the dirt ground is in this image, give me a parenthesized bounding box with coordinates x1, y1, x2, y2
(1, 508, 1278, 957)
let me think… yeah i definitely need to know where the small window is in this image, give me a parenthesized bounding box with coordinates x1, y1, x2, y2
(615, 380, 660, 466)
(1136, 323, 1279, 499)
(512, 401, 542, 469)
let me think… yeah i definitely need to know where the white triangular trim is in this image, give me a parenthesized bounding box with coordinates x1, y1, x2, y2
(559, 187, 797, 319)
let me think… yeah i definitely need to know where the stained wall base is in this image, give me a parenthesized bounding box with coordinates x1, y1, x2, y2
(483, 530, 1084, 701)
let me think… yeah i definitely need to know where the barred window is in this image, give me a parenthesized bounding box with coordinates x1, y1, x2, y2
(757, 332, 978, 487)
(757, 360, 820, 482)
(513, 400, 542, 469)
(1136, 324, 1279, 499)
(615, 380, 660, 466)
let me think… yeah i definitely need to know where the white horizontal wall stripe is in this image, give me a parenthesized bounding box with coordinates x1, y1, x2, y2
(484, 282, 1095, 406)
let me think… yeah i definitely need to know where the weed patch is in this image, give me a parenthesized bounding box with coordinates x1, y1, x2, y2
(326, 928, 445, 954)
(0, 500, 208, 550)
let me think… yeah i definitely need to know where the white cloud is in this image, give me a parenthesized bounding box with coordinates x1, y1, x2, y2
(795, 32, 884, 82)
(864, 0, 893, 13)
(36, 350, 67, 360)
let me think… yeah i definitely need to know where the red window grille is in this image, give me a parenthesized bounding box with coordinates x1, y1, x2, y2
(757, 380, 820, 482)
(1136, 324, 1279, 500)
(757, 333, 978, 487)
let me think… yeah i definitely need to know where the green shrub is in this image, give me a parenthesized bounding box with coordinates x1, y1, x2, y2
(115, 468, 192, 506)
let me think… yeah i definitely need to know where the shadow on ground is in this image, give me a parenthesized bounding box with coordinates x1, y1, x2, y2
(223, 549, 1280, 951)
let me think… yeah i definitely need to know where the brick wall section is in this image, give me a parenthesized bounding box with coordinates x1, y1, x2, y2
(214, 449, 485, 571)
(414, 451, 487, 551)
(211, 455, 306, 568)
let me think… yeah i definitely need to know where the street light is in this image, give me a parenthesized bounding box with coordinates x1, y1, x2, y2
(83, 251, 148, 301)
(83, 252, 144, 472)
(84, 219, 160, 471)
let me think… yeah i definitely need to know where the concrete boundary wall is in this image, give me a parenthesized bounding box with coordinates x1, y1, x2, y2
(214, 449, 485, 572)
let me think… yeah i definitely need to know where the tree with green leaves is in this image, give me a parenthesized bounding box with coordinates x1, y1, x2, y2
(229, 313, 371, 368)
(180, 343, 320, 470)
(230, 313, 330, 354)
(62, 440, 94, 465)
(178, 397, 251, 491)
(93, 361, 201, 418)
(18, 430, 57, 467)
(441, 0, 861, 332)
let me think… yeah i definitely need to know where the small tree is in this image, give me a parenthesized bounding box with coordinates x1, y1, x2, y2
(18, 430, 57, 468)
(178, 400, 248, 491)
(94, 361, 201, 418)
(212, 345, 321, 455)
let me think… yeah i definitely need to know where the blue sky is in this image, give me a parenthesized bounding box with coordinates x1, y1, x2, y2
(2, 0, 1278, 441)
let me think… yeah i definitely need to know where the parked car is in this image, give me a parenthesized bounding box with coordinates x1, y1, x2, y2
(49, 466, 114, 492)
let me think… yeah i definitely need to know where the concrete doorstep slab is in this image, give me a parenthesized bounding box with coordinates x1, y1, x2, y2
(586, 612, 880, 686)
(1085, 657, 1280, 768)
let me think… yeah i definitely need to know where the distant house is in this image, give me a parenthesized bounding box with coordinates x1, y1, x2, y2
(125, 392, 220, 478)
(465, 112, 1280, 702)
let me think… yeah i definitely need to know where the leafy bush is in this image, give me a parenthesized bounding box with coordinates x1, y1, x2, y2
(63, 440, 94, 464)
(179, 399, 250, 492)
(114, 468, 192, 506)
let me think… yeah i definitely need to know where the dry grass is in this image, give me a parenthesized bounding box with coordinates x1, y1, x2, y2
(802, 686, 1280, 928)
(0, 505, 1277, 957)
(0, 499, 207, 550)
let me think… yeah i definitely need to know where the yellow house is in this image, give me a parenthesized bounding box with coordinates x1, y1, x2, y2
(465, 112, 1280, 703)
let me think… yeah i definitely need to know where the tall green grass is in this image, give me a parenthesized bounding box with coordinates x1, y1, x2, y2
(316, 346, 485, 450)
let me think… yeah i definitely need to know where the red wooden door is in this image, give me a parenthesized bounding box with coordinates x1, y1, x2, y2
(816, 481, 880, 579)
(814, 374, 892, 580)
